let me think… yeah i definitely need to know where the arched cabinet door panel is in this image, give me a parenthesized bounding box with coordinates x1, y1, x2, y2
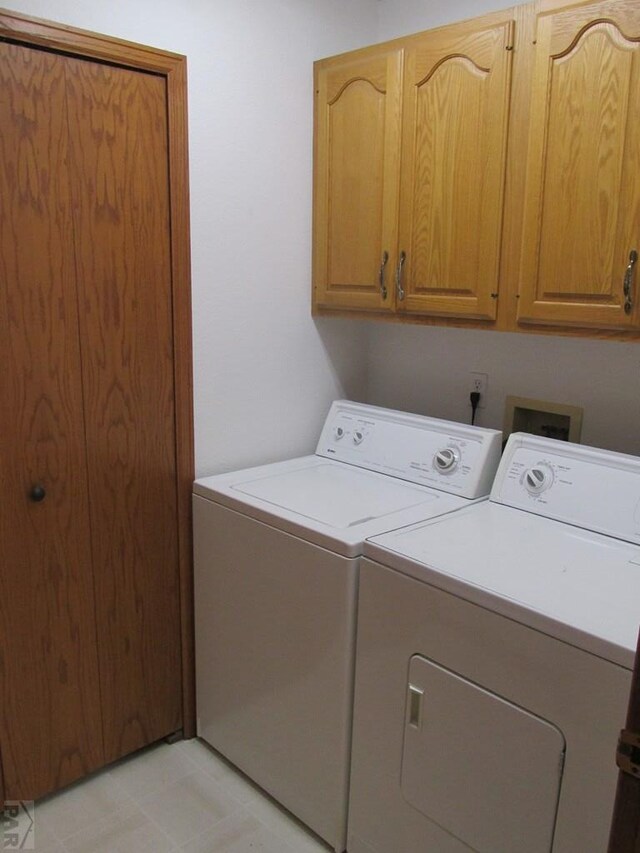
(518, 0, 640, 329)
(397, 17, 514, 320)
(313, 46, 403, 312)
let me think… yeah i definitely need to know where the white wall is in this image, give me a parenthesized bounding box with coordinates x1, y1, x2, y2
(362, 0, 640, 456)
(365, 324, 640, 454)
(6, 0, 379, 475)
(377, 0, 528, 40)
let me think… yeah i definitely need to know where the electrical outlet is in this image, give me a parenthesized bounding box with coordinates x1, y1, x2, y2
(469, 372, 488, 407)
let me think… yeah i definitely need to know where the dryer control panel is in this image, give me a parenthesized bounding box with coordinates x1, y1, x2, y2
(492, 433, 640, 544)
(315, 401, 502, 500)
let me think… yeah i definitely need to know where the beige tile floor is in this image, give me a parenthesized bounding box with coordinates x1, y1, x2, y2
(6, 739, 332, 852)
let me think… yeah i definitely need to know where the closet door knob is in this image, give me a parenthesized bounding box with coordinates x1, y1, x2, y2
(29, 485, 46, 502)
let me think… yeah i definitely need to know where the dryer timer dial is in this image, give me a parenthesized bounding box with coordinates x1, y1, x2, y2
(434, 447, 460, 473)
(524, 465, 554, 495)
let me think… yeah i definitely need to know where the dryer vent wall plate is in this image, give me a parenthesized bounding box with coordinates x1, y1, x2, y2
(503, 395, 583, 445)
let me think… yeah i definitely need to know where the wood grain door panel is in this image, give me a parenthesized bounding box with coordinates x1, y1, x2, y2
(313, 48, 402, 311)
(608, 629, 640, 851)
(518, 0, 640, 328)
(0, 42, 105, 801)
(398, 18, 514, 319)
(64, 57, 182, 762)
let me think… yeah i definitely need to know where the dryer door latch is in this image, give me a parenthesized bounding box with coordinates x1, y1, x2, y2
(407, 684, 424, 729)
(616, 729, 640, 778)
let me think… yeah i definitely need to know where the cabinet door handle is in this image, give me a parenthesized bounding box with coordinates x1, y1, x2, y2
(396, 250, 406, 301)
(378, 251, 389, 300)
(624, 250, 638, 315)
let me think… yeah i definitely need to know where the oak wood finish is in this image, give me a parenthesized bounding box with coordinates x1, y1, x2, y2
(65, 57, 182, 762)
(517, 0, 640, 328)
(0, 8, 194, 800)
(0, 42, 105, 800)
(313, 0, 640, 340)
(312, 2, 538, 336)
(398, 16, 514, 320)
(313, 46, 403, 311)
(0, 25, 194, 728)
(313, 11, 515, 323)
(608, 629, 640, 852)
(0, 15, 194, 743)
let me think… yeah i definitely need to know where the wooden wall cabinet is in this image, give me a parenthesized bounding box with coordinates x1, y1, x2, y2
(313, 0, 640, 339)
(313, 10, 515, 322)
(517, 0, 640, 331)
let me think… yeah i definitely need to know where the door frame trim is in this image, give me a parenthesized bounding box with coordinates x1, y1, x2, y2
(0, 7, 196, 739)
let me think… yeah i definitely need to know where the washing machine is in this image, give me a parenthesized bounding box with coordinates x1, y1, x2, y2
(193, 400, 502, 852)
(349, 432, 640, 853)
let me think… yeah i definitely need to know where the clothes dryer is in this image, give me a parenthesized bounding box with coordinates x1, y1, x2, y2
(193, 401, 501, 852)
(350, 432, 640, 853)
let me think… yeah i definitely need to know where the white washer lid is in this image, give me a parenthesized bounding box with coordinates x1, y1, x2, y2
(194, 456, 475, 557)
(232, 463, 436, 528)
(365, 502, 640, 668)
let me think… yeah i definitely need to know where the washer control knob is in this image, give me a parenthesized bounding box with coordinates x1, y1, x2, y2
(353, 429, 365, 445)
(434, 447, 460, 473)
(334, 426, 345, 440)
(524, 466, 553, 495)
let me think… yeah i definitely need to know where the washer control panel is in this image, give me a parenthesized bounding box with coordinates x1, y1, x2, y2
(492, 433, 640, 544)
(315, 401, 502, 499)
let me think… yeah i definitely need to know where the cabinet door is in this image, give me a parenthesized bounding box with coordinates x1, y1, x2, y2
(64, 57, 183, 764)
(0, 43, 105, 801)
(397, 17, 514, 319)
(313, 47, 402, 312)
(518, 0, 640, 329)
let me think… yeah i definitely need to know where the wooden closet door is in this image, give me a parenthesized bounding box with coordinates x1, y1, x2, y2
(63, 57, 182, 762)
(0, 42, 104, 801)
